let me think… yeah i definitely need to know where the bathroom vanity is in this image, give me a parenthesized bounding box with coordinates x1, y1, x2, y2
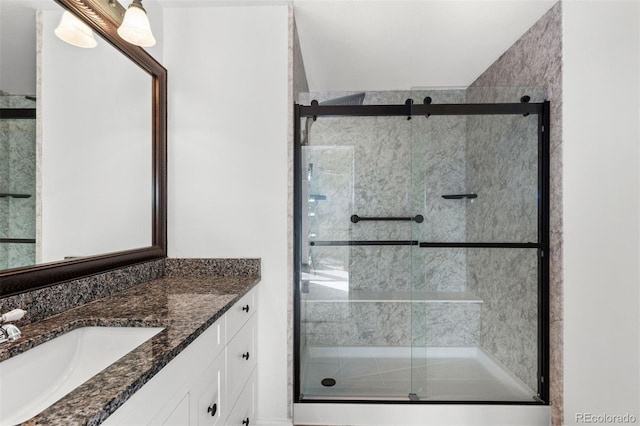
(103, 285, 258, 426)
(0, 272, 259, 426)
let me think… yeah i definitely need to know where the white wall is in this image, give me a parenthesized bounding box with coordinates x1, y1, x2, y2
(164, 5, 290, 424)
(0, 2, 37, 95)
(563, 1, 640, 424)
(40, 9, 152, 262)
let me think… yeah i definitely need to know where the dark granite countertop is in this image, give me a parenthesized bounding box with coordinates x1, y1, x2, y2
(0, 274, 260, 426)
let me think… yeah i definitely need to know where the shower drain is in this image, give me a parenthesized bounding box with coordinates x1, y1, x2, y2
(321, 378, 336, 387)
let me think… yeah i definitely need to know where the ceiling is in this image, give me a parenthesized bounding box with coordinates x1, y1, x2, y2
(293, 1, 557, 92)
(1, 0, 557, 94)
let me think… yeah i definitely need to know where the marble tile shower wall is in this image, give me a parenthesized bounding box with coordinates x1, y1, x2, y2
(464, 86, 546, 392)
(302, 90, 476, 348)
(0, 94, 36, 269)
(411, 89, 467, 292)
(304, 300, 480, 347)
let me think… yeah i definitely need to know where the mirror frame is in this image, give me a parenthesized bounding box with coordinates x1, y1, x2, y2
(0, 0, 167, 297)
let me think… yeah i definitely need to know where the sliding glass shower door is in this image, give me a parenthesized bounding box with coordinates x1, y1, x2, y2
(409, 88, 547, 402)
(298, 109, 415, 400)
(294, 89, 549, 404)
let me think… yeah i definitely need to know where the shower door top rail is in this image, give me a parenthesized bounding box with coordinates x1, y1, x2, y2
(298, 102, 544, 118)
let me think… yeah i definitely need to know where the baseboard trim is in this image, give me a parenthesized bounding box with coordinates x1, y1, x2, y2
(294, 403, 550, 426)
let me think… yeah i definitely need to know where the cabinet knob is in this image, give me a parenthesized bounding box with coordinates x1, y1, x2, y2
(207, 403, 217, 416)
(242, 418, 250, 426)
(242, 352, 250, 360)
(242, 305, 250, 313)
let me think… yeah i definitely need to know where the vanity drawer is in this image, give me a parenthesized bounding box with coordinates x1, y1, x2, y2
(226, 313, 256, 405)
(226, 288, 257, 341)
(225, 370, 255, 426)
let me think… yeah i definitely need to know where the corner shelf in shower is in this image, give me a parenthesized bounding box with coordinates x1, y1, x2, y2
(0, 193, 32, 199)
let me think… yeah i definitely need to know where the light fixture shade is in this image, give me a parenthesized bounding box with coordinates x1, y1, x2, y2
(54, 11, 98, 48)
(117, 2, 156, 47)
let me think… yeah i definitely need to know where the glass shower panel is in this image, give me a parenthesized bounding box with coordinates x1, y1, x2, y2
(465, 113, 539, 243)
(299, 144, 354, 399)
(409, 88, 543, 401)
(410, 248, 539, 402)
(409, 90, 472, 399)
(299, 110, 414, 400)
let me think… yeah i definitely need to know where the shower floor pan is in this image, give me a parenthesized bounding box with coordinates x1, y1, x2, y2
(300, 346, 536, 402)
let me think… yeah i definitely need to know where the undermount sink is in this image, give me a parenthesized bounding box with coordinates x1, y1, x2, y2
(0, 326, 164, 426)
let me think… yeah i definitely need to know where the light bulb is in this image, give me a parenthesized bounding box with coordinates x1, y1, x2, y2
(54, 11, 97, 48)
(117, 1, 156, 47)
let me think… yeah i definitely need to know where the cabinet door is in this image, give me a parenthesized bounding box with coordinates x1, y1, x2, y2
(191, 351, 226, 426)
(226, 314, 256, 405)
(225, 371, 255, 426)
(152, 393, 190, 426)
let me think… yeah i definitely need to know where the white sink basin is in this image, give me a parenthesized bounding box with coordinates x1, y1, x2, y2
(0, 326, 164, 426)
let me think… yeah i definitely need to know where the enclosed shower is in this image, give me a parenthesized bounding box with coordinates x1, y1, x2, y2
(0, 93, 36, 269)
(294, 88, 549, 404)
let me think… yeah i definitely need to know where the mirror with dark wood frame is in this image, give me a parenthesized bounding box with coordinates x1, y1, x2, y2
(0, 0, 167, 297)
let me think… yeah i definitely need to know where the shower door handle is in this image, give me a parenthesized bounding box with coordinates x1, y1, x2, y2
(350, 214, 424, 224)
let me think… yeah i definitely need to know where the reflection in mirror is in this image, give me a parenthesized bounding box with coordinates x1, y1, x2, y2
(40, 6, 152, 262)
(0, 0, 39, 270)
(0, 0, 152, 271)
(0, 0, 167, 298)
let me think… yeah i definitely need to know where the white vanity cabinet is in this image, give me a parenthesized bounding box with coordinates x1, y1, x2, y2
(190, 349, 226, 426)
(103, 286, 258, 426)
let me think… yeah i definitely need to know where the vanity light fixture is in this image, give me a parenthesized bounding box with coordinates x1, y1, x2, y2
(116, 0, 156, 47)
(54, 11, 98, 48)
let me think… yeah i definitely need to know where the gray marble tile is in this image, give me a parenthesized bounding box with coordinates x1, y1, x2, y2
(465, 113, 538, 243)
(413, 248, 467, 292)
(467, 248, 539, 391)
(412, 302, 481, 347)
(469, 2, 562, 414)
(305, 300, 481, 348)
(304, 91, 470, 300)
(1, 115, 36, 268)
(7, 242, 36, 269)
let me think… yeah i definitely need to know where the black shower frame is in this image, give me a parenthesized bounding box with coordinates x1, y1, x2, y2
(293, 100, 550, 406)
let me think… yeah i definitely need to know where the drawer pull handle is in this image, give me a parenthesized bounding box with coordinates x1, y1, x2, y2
(207, 403, 217, 416)
(242, 418, 250, 426)
(242, 305, 250, 313)
(242, 352, 250, 360)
